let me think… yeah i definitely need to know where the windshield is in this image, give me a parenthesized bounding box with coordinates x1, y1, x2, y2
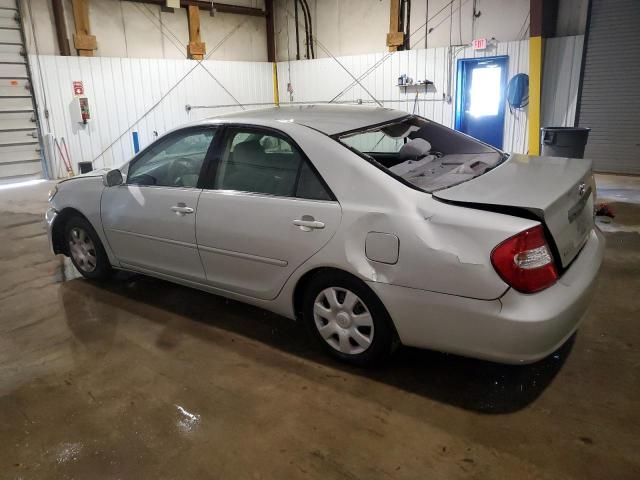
(337, 116, 506, 192)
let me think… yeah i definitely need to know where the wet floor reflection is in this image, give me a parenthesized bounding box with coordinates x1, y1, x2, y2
(58, 270, 571, 415)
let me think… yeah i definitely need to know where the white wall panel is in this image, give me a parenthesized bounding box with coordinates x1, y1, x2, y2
(541, 35, 584, 128)
(29, 55, 273, 177)
(278, 40, 529, 153)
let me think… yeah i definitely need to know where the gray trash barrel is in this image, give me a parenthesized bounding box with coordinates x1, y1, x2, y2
(540, 127, 590, 158)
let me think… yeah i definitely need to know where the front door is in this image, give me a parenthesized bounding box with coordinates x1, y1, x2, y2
(101, 127, 217, 282)
(455, 56, 508, 149)
(196, 126, 342, 300)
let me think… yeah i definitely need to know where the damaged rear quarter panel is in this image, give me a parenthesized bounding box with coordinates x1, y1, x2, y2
(341, 196, 539, 300)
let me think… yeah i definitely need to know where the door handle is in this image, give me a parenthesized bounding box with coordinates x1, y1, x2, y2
(293, 218, 325, 231)
(171, 203, 194, 216)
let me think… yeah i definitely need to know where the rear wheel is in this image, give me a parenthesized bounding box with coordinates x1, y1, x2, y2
(64, 216, 112, 280)
(302, 271, 396, 366)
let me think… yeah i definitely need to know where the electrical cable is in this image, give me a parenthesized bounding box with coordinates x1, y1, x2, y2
(459, 0, 462, 45)
(293, 0, 300, 59)
(120, 1, 129, 57)
(299, 0, 314, 58)
(24, 0, 51, 132)
(88, 9, 248, 166)
(135, 2, 246, 109)
(328, 0, 457, 103)
(517, 11, 530, 40)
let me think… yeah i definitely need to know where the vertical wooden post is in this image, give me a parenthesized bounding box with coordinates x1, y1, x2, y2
(187, 4, 206, 60)
(71, 0, 97, 56)
(51, 0, 71, 56)
(265, 0, 276, 62)
(386, 0, 404, 52)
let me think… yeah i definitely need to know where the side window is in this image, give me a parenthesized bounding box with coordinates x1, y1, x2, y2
(127, 129, 215, 188)
(296, 161, 332, 201)
(214, 129, 333, 200)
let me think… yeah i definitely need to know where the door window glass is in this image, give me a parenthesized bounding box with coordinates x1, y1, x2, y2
(296, 160, 332, 201)
(127, 129, 215, 187)
(215, 129, 332, 200)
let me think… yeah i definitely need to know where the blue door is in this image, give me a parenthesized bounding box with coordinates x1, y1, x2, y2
(455, 56, 508, 149)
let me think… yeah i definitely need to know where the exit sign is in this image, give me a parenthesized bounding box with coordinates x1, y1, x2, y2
(472, 38, 488, 50)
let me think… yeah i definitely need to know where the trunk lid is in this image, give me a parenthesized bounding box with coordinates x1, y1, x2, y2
(433, 153, 595, 268)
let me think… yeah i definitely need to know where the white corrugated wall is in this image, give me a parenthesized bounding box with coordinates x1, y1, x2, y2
(277, 40, 530, 153)
(541, 35, 584, 127)
(29, 55, 274, 178)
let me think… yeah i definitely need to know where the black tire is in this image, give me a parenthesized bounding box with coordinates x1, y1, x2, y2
(302, 271, 397, 367)
(64, 215, 112, 280)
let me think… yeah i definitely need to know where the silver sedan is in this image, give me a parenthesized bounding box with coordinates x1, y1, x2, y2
(46, 105, 605, 366)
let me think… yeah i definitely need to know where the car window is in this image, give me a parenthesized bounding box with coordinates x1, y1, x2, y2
(127, 129, 216, 188)
(296, 160, 332, 201)
(214, 129, 332, 200)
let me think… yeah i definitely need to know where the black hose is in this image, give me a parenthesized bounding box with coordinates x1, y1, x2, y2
(300, 0, 315, 59)
(296, 0, 310, 59)
(294, 0, 300, 60)
(405, 0, 411, 50)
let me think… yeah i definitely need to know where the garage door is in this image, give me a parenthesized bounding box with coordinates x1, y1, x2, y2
(577, 0, 640, 174)
(0, 0, 42, 183)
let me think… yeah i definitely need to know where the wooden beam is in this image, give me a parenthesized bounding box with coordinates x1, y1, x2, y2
(265, 0, 275, 62)
(51, 0, 71, 56)
(71, 0, 97, 56)
(387, 0, 404, 52)
(187, 4, 206, 60)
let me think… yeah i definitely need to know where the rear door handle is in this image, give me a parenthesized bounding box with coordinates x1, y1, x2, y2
(171, 203, 194, 216)
(293, 218, 325, 231)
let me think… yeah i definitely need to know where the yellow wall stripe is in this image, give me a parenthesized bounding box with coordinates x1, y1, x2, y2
(528, 35, 543, 155)
(272, 62, 280, 107)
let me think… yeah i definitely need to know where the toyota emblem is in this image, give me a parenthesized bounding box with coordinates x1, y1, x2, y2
(578, 183, 587, 196)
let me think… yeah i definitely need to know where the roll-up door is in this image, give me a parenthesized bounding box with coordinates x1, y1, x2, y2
(0, 0, 42, 183)
(577, 0, 640, 174)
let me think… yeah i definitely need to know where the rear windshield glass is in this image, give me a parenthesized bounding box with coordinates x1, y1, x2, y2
(337, 116, 506, 192)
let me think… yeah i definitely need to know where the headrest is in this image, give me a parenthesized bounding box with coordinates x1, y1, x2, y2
(233, 140, 264, 162)
(398, 138, 432, 161)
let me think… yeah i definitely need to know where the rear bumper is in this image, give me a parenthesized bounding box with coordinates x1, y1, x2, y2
(368, 228, 605, 364)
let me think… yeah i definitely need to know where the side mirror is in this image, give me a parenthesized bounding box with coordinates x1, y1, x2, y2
(103, 169, 123, 187)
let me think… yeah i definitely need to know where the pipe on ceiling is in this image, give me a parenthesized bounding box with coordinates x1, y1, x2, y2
(130, 0, 266, 17)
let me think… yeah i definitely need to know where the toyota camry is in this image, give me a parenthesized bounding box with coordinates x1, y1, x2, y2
(46, 105, 605, 366)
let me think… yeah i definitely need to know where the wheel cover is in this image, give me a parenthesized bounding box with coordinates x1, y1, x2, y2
(68, 227, 97, 273)
(313, 287, 374, 355)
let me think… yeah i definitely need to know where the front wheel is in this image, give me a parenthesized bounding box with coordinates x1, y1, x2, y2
(302, 272, 397, 366)
(64, 216, 112, 280)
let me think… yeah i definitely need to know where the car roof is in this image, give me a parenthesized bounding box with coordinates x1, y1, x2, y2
(204, 105, 410, 136)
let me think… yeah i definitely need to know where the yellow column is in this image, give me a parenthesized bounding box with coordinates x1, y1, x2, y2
(528, 36, 543, 155)
(272, 63, 280, 107)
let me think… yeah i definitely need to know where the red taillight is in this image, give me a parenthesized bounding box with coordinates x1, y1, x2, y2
(491, 225, 558, 293)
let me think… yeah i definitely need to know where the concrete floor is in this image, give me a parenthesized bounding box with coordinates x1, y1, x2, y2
(0, 176, 639, 479)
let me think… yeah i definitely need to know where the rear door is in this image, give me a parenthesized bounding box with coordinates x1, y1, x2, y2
(101, 126, 217, 282)
(196, 126, 341, 300)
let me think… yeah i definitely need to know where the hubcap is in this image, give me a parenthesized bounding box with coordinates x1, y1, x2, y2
(68, 227, 97, 273)
(313, 287, 374, 355)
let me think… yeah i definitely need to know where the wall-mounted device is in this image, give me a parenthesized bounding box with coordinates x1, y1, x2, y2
(71, 96, 91, 124)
